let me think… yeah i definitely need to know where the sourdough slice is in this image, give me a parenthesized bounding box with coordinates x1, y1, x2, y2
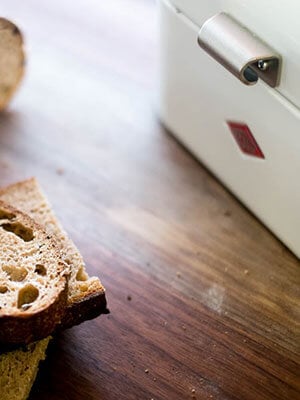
(0, 201, 68, 345)
(0, 338, 50, 400)
(0, 179, 107, 400)
(0, 178, 107, 400)
(0, 18, 25, 111)
(0, 178, 107, 327)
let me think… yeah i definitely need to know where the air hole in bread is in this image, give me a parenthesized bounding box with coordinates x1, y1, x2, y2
(1, 222, 34, 242)
(76, 266, 88, 281)
(0, 285, 8, 294)
(2, 265, 28, 281)
(35, 264, 47, 276)
(17, 284, 39, 309)
(0, 208, 16, 220)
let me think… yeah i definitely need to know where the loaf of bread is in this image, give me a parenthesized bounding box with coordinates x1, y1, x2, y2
(0, 178, 107, 400)
(0, 18, 25, 111)
(0, 201, 68, 345)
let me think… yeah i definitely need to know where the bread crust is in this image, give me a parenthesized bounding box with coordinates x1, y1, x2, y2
(61, 287, 109, 330)
(0, 283, 68, 346)
(0, 201, 69, 345)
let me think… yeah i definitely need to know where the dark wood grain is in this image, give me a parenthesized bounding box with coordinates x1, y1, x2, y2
(0, 1, 299, 399)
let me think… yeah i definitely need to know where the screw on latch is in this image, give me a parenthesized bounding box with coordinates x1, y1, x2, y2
(257, 59, 269, 71)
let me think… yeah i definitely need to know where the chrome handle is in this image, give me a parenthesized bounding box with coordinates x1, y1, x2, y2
(197, 12, 281, 87)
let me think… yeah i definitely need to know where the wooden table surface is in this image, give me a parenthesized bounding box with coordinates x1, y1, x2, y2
(0, 1, 299, 399)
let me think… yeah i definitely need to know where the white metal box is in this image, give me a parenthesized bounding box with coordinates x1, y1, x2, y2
(158, 0, 300, 257)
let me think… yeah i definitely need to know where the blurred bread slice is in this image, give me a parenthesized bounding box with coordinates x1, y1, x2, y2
(0, 18, 25, 111)
(0, 338, 50, 400)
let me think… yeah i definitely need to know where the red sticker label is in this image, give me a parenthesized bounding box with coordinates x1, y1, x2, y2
(227, 121, 265, 159)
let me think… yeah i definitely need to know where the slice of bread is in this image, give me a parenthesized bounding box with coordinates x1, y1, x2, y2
(0, 338, 50, 400)
(0, 201, 68, 345)
(0, 178, 107, 400)
(0, 178, 107, 327)
(0, 18, 25, 111)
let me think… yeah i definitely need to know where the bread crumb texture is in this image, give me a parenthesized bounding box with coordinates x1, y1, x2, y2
(0, 201, 66, 316)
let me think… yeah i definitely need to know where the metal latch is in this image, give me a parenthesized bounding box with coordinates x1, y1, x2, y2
(197, 12, 282, 87)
